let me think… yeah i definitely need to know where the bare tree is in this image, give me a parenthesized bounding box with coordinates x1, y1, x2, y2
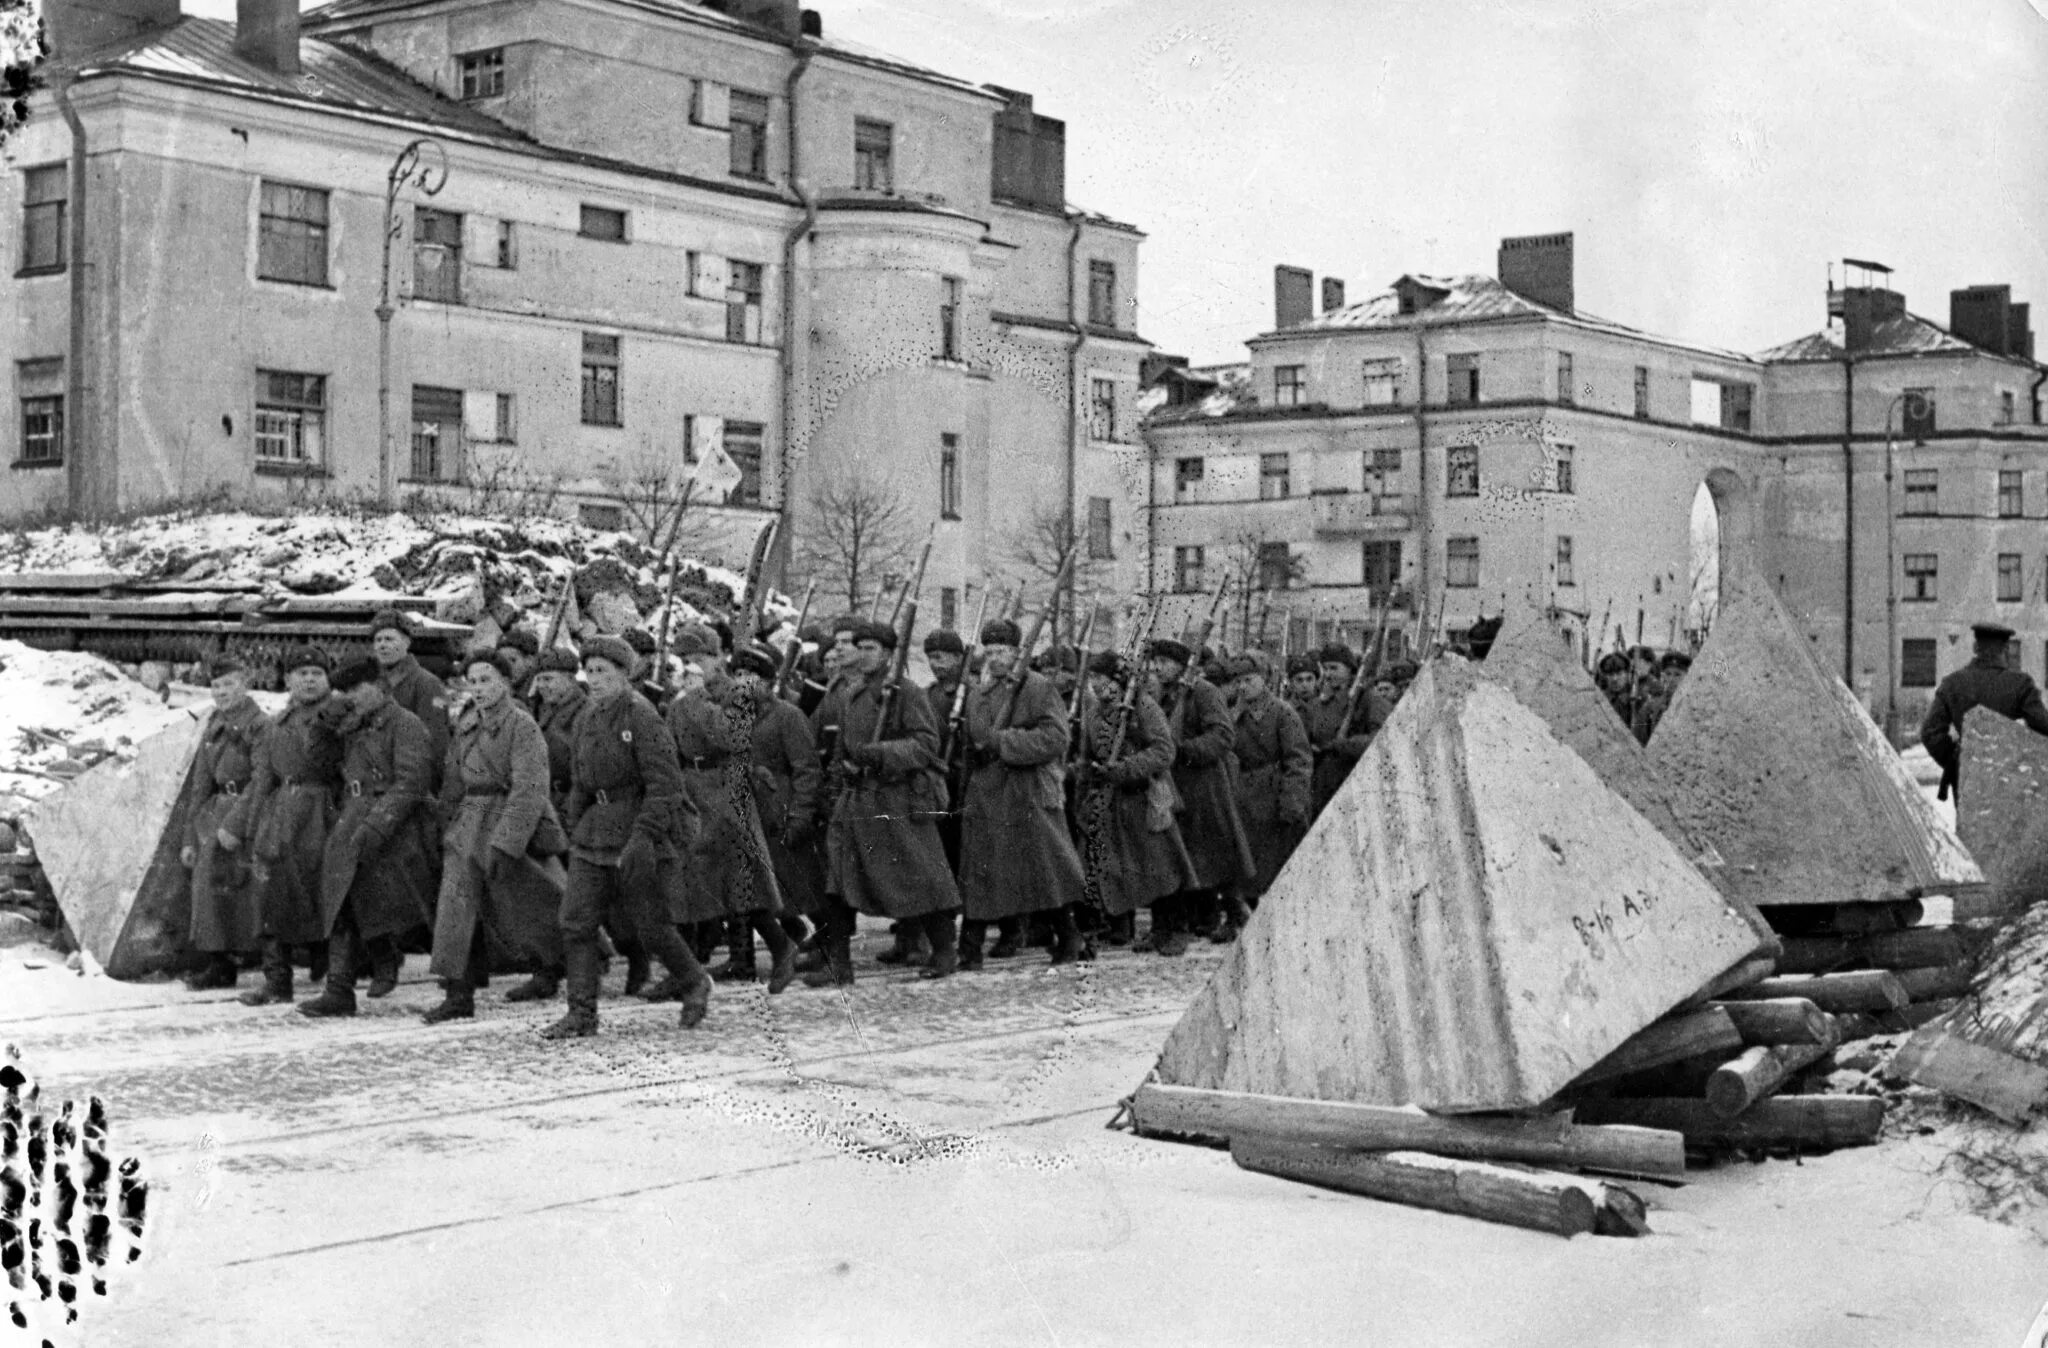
(605, 440, 704, 558)
(1214, 523, 1308, 651)
(1, 0, 48, 151)
(999, 497, 1114, 644)
(794, 462, 919, 617)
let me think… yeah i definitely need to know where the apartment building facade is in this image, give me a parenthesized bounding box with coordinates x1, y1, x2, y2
(1144, 236, 2046, 735)
(4, 0, 1148, 608)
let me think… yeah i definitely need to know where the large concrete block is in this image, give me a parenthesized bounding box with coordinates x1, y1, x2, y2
(1151, 659, 1771, 1114)
(24, 708, 208, 980)
(1957, 707, 2048, 913)
(1646, 564, 1981, 907)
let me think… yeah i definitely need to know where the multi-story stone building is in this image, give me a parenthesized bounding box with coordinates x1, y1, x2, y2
(4, 0, 1148, 618)
(1143, 235, 2044, 737)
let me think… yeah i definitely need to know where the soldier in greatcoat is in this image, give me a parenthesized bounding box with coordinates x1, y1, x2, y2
(957, 618, 1091, 968)
(1921, 620, 2048, 803)
(371, 608, 451, 769)
(804, 617, 962, 987)
(542, 635, 713, 1039)
(664, 624, 797, 994)
(298, 658, 440, 1017)
(1301, 644, 1385, 819)
(493, 627, 540, 708)
(226, 645, 343, 1006)
(734, 642, 825, 947)
(1072, 652, 1196, 945)
(180, 653, 268, 991)
(1143, 637, 1252, 957)
(1224, 651, 1314, 934)
(423, 653, 570, 1024)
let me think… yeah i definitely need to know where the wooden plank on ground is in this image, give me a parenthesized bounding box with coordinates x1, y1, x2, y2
(1231, 1137, 1606, 1239)
(1128, 1082, 1686, 1178)
(1890, 1028, 2048, 1125)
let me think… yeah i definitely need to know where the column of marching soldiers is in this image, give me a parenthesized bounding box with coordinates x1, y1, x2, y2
(173, 579, 1443, 1041)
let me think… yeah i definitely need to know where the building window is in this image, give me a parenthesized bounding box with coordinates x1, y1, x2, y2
(1369, 447, 1402, 475)
(1901, 638, 1938, 689)
(1259, 452, 1291, 500)
(1552, 444, 1575, 494)
(18, 394, 62, 466)
(581, 333, 621, 426)
(1633, 365, 1650, 418)
(1902, 388, 1935, 438)
(1999, 554, 2024, 603)
(494, 393, 517, 444)
(579, 205, 626, 242)
(1173, 456, 1203, 504)
(1087, 496, 1113, 559)
(724, 421, 764, 505)
(1088, 260, 1117, 328)
(496, 220, 517, 269)
(1446, 444, 1479, 497)
(1999, 390, 2017, 426)
(1446, 536, 1480, 588)
(408, 385, 465, 482)
(939, 277, 961, 360)
(1090, 378, 1118, 442)
(457, 48, 504, 99)
(1362, 540, 1401, 595)
(1902, 468, 1938, 516)
(726, 261, 764, 343)
(939, 587, 958, 631)
(1274, 366, 1306, 406)
(1361, 358, 1403, 406)
(730, 90, 771, 179)
(1257, 542, 1292, 591)
(1557, 351, 1575, 406)
(854, 118, 893, 192)
(257, 181, 329, 286)
(1722, 382, 1754, 432)
(939, 434, 960, 520)
(579, 502, 625, 531)
(1173, 545, 1205, 594)
(20, 166, 66, 274)
(1999, 470, 2023, 518)
(1555, 535, 1575, 587)
(253, 370, 326, 468)
(1902, 553, 1937, 602)
(1446, 353, 1479, 405)
(412, 206, 462, 303)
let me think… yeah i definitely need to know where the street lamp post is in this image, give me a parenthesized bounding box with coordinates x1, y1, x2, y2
(376, 138, 448, 508)
(1881, 390, 1923, 743)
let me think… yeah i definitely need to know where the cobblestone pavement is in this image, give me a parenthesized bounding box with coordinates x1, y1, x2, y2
(5, 927, 2044, 1347)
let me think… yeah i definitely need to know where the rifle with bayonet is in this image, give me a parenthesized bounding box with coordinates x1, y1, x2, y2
(866, 533, 934, 747)
(772, 577, 817, 703)
(1062, 602, 1101, 764)
(1105, 593, 1164, 762)
(1166, 574, 1231, 742)
(942, 584, 994, 797)
(1336, 589, 1395, 740)
(992, 546, 1078, 732)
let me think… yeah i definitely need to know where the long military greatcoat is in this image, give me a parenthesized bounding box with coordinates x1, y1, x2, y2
(431, 696, 567, 979)
(534, 685, 586, 810)
(666, 673, 782, 923)
(185, 694, 268, 953)
(1295, 688, 1381, 818)
(809, 669, 959, 920)
(958, 668, 1088, 921)
(320, 696, 438, 942)
(381, 654, 452, 768)
(225, 695, 343, 947)
(1158, 676, 1253, 890)
(563, 688, 693, 884)
(751, 693, 826, 917)
(1232, 689, 1314, 898)
(1076, 689, 1197, 916)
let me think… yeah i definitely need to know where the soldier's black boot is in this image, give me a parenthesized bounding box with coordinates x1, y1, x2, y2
(542, 943, 601, 1040)
(875, 921, 914, 966)
(504, 966, 562, 1002)
(957, 919, 988, 971)
(801, 933, 854, 988)
(366, 939, 402, 998)
(779, 915, 811, 947)
(1104, 913, 1135, 947)
(989, 917, 1022, 960)
(184, 952, 238, 991)
(919, 911, 960, 980)
(754, 914, 797, 995)
(239, 940, 294, 1005)
(711, 919, 757, 982)
(298, 930, 358, 1018)
(421, 978, 477, 1024)
(1213, 895, 1254, 945)
(1049, 907, 1090, 965)
(618, 939, 651, 997)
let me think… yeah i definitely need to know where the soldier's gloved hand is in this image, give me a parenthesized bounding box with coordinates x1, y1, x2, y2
(216, 828, 241, 852)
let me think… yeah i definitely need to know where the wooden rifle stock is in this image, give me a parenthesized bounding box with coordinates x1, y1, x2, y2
(866, 532, 933, 747)
(773, 577, 817, 701)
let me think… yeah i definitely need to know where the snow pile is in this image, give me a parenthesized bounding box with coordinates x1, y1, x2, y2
(0, 641, 191, 813)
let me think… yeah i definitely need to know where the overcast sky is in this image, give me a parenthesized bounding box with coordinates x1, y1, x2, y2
(237, 0, 2048, 364)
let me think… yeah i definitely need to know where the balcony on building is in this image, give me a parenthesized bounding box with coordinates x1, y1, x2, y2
(1310, 488, 1410, 536)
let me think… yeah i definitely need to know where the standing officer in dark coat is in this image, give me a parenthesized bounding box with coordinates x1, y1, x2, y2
(371, 608, 451, 769)
(1298, 644, 1382, 820)
(181, 654, 268, 990)
(1144, 638, 1252, 957)
(1073, 652, 1196, 939)
(544, 636, 712, 1039)
(299, 658, 439, 1018)
(804, 617, 962, 986)
(736, 642, 825, 945)
(1224, 651, 1314, 930)
(957, 618, 1091, 968)
(226, 646, 342, 1006)
(1921, 621, 2048, 802)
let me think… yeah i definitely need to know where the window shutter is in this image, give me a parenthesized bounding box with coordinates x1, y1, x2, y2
(462, 390, 498, 441)
(692, 252, 728, 298)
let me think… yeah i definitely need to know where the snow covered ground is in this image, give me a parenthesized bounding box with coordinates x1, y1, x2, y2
(0, 642, 192, 810)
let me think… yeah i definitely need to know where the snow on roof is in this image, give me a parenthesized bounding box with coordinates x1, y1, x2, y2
(1753, 313, 1985, 363)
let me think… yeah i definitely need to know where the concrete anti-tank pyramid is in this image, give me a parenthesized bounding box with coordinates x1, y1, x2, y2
(1475, 605, 1779, 954)
(1646, 561, 1982, 908)
(1151, 659, 1772, 1113)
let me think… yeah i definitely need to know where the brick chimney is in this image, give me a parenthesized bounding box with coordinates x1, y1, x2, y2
(1321, 277, 1346, 313)
(44, 0, 182, 59)
(1950, 284, 2035, 359)
(235, 0, 300, 74)
(718, 0, 801, 39)
(1274, 265, 1314, 329)
(1833, 285, 1907, 352)
(1497, 232, 1574, 314)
